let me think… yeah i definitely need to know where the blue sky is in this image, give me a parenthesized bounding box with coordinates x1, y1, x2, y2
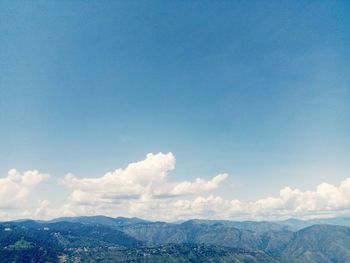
(1, 1, 350, 220)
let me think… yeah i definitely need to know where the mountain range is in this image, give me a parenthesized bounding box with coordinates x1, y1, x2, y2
(2, 216, 350, 262)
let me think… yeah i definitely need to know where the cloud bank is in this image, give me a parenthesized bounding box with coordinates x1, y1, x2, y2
(0, 169, 49, 220)
(1, 152, 350, 221)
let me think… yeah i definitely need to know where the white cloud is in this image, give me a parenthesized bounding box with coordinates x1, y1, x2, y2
(252, 178, 350, 218)
(0, 169, 49, 208)
(128, 175, 350, 221)
(169, 173, 228, 197)
(60, 152, 228, 215)
(3, 153, 350, 221)
(129, 194, 242, 221)
(0, 169, 49, 220)
(61, 152, 176, 203)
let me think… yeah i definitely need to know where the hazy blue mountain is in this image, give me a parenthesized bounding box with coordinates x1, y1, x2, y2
(312, 217, 350, 227)
(0, 221, 275, 262)
(48, 215, 119, 226)
(3, 217, 350, 262)
(281, 224, 350, 263)
(48, 215, 149, 228)
(259, 229, 294, 257)
(118, 219, 294, 252)
(278, 217, 350, 231)
(182, 219, 288, 232)
(44, 215, 350, 232)
(183, 217, 350, 232)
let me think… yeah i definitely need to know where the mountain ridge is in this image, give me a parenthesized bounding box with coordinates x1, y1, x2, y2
(11, 215, 350, 232)
(2, 216, 350, 262)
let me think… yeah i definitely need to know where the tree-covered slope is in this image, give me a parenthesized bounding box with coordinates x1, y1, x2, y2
(2, 217, 350, 262)
(66, 244, 276, 263)
(281, 224, 350, 263)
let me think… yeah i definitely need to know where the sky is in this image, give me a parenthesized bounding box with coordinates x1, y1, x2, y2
(0, 0, 350, 221)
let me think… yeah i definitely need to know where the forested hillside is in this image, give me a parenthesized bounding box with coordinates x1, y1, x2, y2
(1, 216, 350, 262)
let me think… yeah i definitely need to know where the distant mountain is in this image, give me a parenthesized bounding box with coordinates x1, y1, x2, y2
(48, 215, 149, 228)
(43, 215, 350, 232)
(182, 219, 288, 232)
(120, 221, 265, 250)
(278, 217, 350, 231)
(182, 217, 350, 232)
(0, 220, 275, 262)
(2, 216, 350, 262)
(281, 224, 350, 262)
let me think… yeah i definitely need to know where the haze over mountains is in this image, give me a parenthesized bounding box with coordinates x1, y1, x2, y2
(2, 215, 350, 262)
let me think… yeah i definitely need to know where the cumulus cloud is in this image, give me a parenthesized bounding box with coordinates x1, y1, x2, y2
(168, 173, 228, 197)
(61, 153, 228, 212)
(0, 169, 49, 220)
(61, 153, 176, 203)
(3, 153, 350, 221)
(41, 154, 350, 220)
(128, 177, 350, 220)
(127, 175, 350, 220)
(0, 169, 49, 209)
(129, 194, 242, 221)
(253, 178, 350, 218)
